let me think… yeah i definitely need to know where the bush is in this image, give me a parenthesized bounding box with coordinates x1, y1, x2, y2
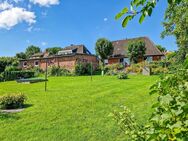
(75, 63, 94, 76)
(0, 73, 4, 82)
(117, 72, 128, 79)
(4, 71, 35, 81)
(104, 63, 124, 75)
(0, 93, 26, 109)
(126, 64, 143, 74)
(48, 66, 71, 76)
(31, 67, 44, 77)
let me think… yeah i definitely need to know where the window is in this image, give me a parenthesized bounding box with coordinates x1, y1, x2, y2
(147, 56, 153, 62)
(120, 58, 124, 63)
(23, 62, 27, 67)
(34, 61, 39, 66)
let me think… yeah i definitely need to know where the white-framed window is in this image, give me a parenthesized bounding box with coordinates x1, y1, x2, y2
(147, 56, 153, 62)
(104, 59, 108, 64)
(124, 58, 130, 65)
(34, 61, 39, 66)
(23, 61, 27, 67)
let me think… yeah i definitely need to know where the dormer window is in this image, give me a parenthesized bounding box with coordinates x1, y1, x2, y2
(34, 61, 39, 66)
(58, 50, 73, 55)
(23, 62, 27, 67)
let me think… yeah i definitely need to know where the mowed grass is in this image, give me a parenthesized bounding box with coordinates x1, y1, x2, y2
(0, 75, 158, 141)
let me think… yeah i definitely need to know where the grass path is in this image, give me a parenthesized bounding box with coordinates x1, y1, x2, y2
(0, 75, 158, 141)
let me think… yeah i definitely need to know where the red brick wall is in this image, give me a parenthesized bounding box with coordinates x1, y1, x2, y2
(20, 54, 98, 71)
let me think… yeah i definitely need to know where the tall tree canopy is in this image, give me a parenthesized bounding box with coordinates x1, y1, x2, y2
(161, 0, 188, 61)
(25, 45, 41, 58)
(46, 47, 62, 55)
(128, 40, 146, 64)
(156, 45, 167, 53)
(95, 38, 114, 75)
(16, 52, 27, 59)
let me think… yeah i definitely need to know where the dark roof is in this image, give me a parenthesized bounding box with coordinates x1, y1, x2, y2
(61, 44, 92, 55)
(112, 37, 164, 57)
(31, 52, 44, 57)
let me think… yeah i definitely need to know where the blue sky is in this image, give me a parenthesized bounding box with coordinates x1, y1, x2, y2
(0, 0, 177, 57)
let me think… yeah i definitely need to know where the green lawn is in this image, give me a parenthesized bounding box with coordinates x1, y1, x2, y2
(0, 75, 158, 141)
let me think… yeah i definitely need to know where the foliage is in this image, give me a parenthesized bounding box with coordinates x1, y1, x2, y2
(74, 63, 94, 76)
(112, 69, 188, 140)
(184, 56, 188, 69)
(156, 45, 167, 53)
(3, 71, 35, 81)
(126, 63, 144, 74)
(0, 57, 18, 73)
(48, 66, 71, 76)
(31, 67, 44, 77)
(4, 65, 20, 72)
(117, 72, 128, 79)
(46, 47, 62, 55)
(0, 73, 4, 82)
(115, 0, 181, 28)
(95, 38, 114, 75)
(16, 52, 27, 59)
(0, 93, 26, 109)
(25, 45, 41, 58)
(128, 40, 146, 64)
(161, 0, 188, 62)
(104, 63, 124, 76)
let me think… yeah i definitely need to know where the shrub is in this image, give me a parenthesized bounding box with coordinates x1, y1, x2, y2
(4, 71, 35, 81)
(31, 67, 44, 77)
(48, 66, 71, 76)
(0, 73, 4, 82)
(105, 63, 124, 75)
(74, 63, 94, 76)
(111, 69, 188, 140)
(117, 72, 128, 79)
(105, 70, 118, 76)
(126, 65, 142, 74)
(74, 63, 85, 76)
(0, 93, 26, 109)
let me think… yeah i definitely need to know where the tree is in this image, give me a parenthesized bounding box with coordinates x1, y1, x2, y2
(16, 52, 27, 59)
(115, 0, 182, 28)
(25, 45, 41, 58)
(156, 45, 167, 53)
(161, 0, 188, 62)
(95, 38, 114, 75)
(46, 47, 62, 55)
(128, 40, 146, 64)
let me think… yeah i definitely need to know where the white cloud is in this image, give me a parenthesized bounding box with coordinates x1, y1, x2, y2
(0, 1, 13, 10)
(30, 0, 60, 7)
(41, 41, 47, 46)
(0, 7, 36, 30)
(104, 18, 108, 22)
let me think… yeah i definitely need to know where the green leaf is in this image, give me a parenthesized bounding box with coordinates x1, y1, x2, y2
(122, 16, 132, 28)
(167, 0, 173, 4)
(115, 8, 128, 20)
(148, 8, 153, 16)
(139, 14, 145, 24)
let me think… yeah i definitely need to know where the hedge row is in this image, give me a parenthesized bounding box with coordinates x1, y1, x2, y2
(3, 71, 35, 81)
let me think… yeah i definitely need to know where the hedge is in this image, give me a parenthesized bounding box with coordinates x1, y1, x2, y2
(3, 71, 35, 81)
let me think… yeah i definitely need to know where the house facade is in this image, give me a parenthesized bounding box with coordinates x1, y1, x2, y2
(106, 37, 165, 65)
(20, 45, 98, 71)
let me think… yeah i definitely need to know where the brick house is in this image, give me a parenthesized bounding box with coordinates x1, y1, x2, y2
(106, 37, 165, 65)
(20, 45, 98, 71)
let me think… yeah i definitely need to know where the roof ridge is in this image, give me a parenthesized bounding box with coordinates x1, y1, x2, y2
(112, 36, 148, 43)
